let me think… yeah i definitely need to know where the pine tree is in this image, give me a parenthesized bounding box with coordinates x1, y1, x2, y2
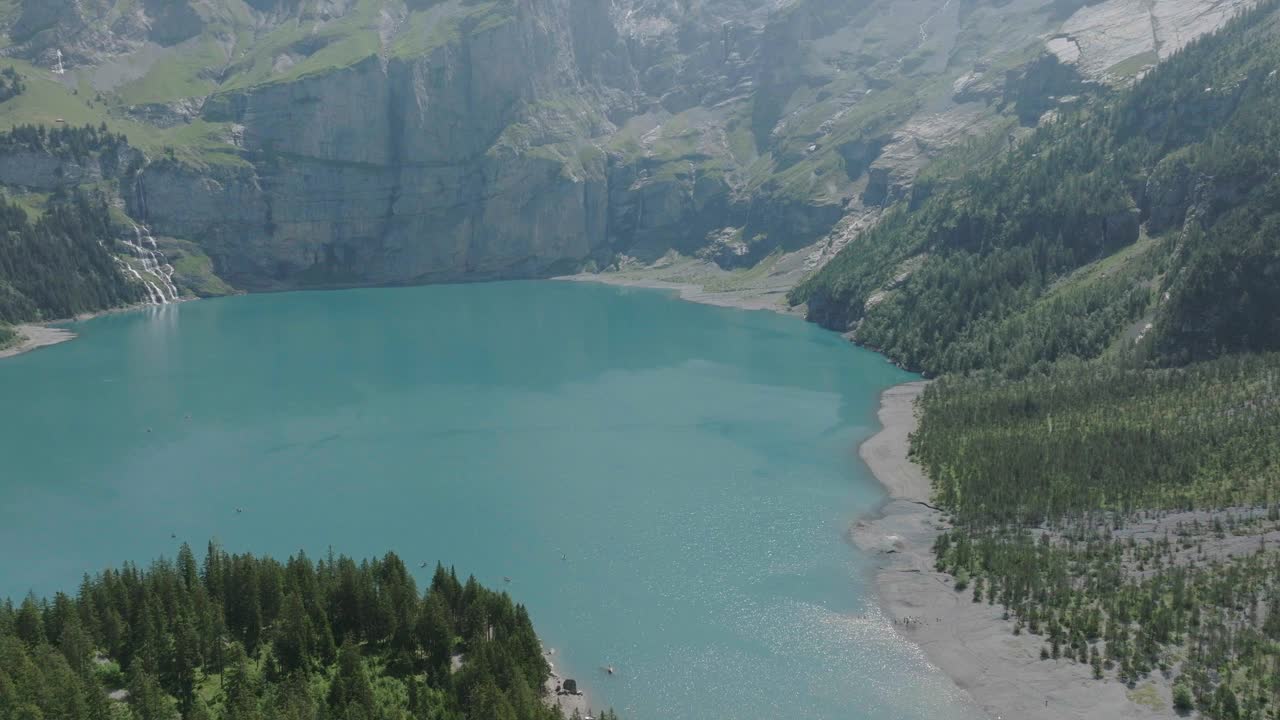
(1173, 683, 1194, 712)
(13, 595, 44, 647)
(327, 640, 375, 719)
(272, 593, 314, 675)
(169, 610, 201, 711)
(416, 592, 454, 683)
(177, 544, 199, 591)
(127, 666, 173, 720)
(222, 643, 261, 720)
(57, 616, 93, 679)
(467, 676, 517, 720)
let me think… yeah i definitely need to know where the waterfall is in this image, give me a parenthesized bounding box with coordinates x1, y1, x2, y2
(119, 225, 179, 304)
(140, 227, 180, 300)
(53, 50, 65, 76)
(116, 256, 164, 305)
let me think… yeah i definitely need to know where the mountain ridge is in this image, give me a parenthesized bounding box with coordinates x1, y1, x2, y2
(791, 0, 1279, 375)
(0, 0, 1251, 309)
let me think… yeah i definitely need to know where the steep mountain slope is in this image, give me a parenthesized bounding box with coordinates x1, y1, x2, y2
(0, 122, 228, 349)
(0, 189, 141, 330)
(793, 0, 1279, 375)
(0, 0, 1251, 298)
(796, 3, 1280, 715)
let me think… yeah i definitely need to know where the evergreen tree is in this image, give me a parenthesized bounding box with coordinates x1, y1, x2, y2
(222, 643, 261, 720)
(272, 592, 314, 675)
(327, 640, 375, 720)
(13, 595, 44, 648)
(127, 666, 173, 720)
(168, 610, 201, 711)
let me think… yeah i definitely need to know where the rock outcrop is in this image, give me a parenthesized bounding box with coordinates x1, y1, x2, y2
(0, 145, 140, 190)
(0, 0, 1258, 292)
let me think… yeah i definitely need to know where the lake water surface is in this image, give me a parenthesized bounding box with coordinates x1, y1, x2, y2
(0, 281, 983, 720)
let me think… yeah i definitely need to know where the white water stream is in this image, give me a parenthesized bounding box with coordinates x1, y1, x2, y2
(118, 225, 179, 304)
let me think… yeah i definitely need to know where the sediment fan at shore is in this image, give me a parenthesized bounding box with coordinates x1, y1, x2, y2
(0, 544, 618, 720)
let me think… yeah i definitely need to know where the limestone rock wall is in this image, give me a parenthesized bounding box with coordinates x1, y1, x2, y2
(0, 0, 1257, 291)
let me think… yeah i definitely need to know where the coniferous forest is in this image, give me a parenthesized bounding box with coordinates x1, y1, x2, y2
(0, 124, 146, 347)
(0, 191, 141, 347)
(0, 544, 614, 720)
(918, 359, 1280, 718)
(793, 0, 1280, 377)
(0, 124, 131, 162)
(0, 68, 25, 104)
(796, 1, 1280, 717)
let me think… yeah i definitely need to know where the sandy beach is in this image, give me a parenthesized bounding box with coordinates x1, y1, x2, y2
(0, 324, 78, 360)
(852, 382, 1173, 720)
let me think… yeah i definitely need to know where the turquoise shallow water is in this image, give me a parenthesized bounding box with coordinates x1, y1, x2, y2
(0, 281, 982, 720)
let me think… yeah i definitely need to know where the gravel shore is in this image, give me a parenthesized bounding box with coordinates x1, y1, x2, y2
(851, 382, 1172, 720)
(0, 324, 77, 360)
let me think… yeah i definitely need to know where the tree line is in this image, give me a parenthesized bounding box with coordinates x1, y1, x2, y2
(913, 354, 1280, 525)
(0, 544, 615, 720)
(0, 123, 130, 162)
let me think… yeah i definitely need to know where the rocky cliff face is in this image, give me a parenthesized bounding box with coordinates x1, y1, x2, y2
(135, 3, 620, 288)
(120, 0, 632, 288)
(0, 144, 139, 190)
(0, 0, 1256, 293)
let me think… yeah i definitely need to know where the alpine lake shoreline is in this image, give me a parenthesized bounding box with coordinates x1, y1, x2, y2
(0, 322, 77, 359)
(0, 299, 193, 360)
(3, 267, 1131, 720)
(571, 269, 1175, 720)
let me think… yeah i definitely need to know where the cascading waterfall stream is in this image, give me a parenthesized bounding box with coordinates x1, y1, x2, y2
(119, 225, 179, 304)
(115, 256, 163, 305)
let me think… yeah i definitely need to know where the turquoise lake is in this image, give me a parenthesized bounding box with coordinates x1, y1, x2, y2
(0, 281, 983, 720)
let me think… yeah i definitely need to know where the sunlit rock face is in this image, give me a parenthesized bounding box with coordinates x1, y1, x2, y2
(0, 0, 1253, 289)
